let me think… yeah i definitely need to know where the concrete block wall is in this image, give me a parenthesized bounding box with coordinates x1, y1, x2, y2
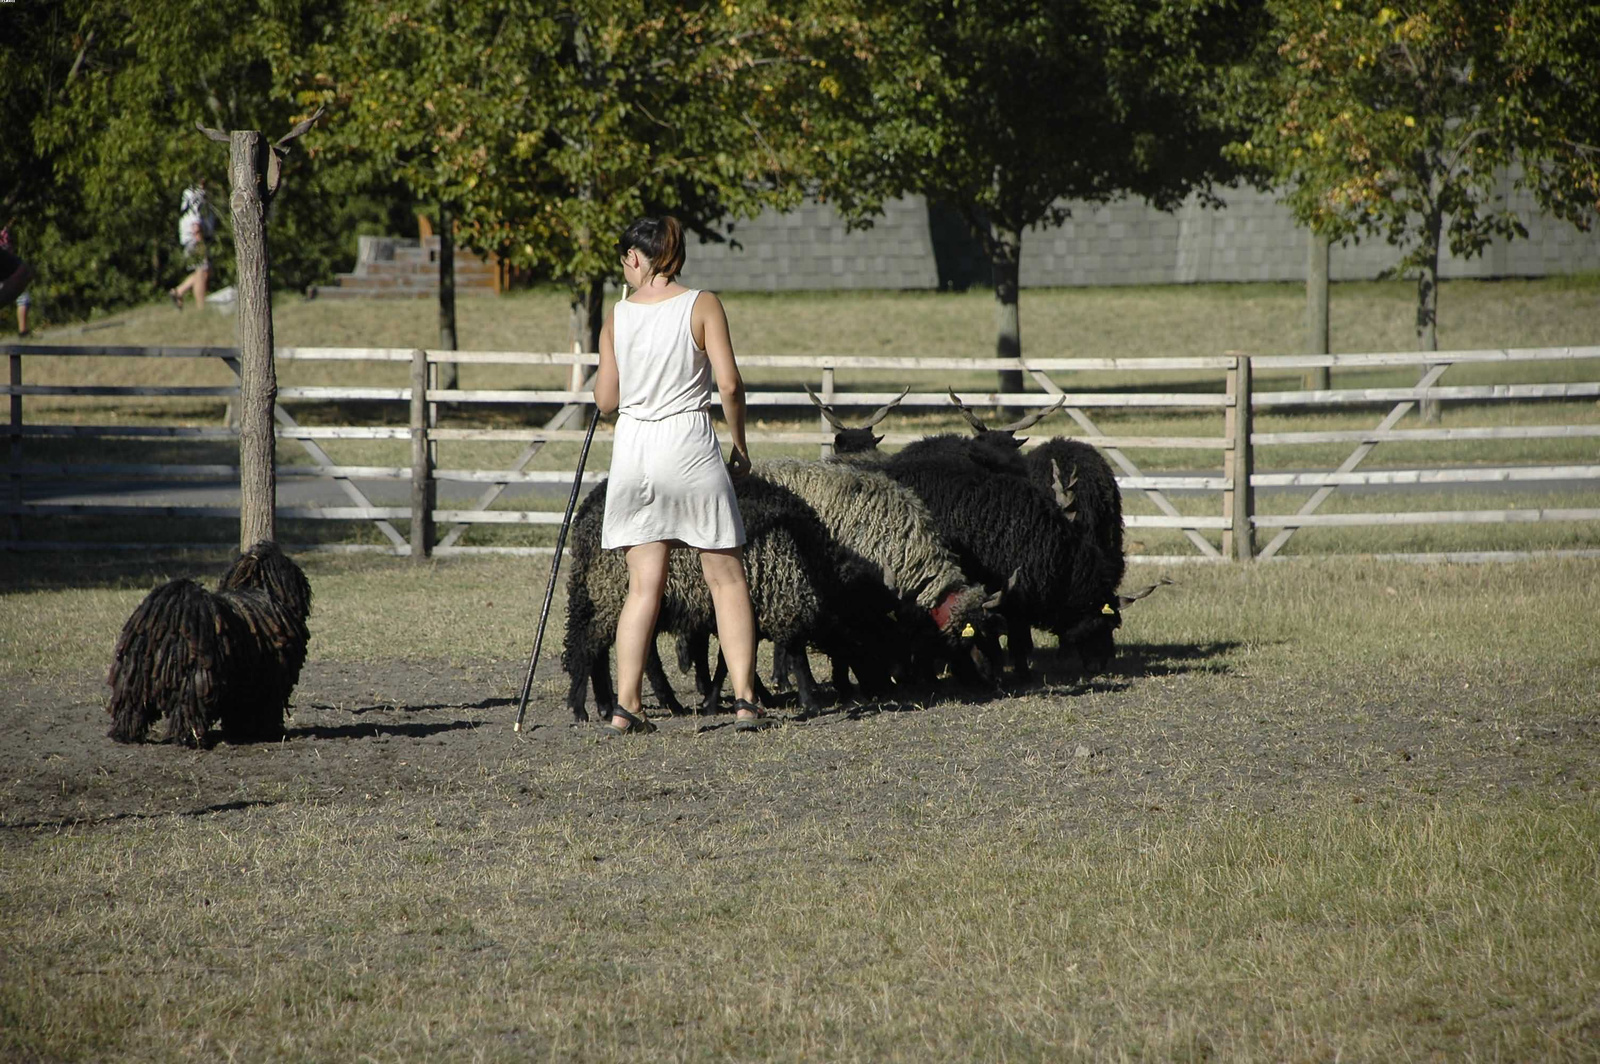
(678, 196, 939, 291)
(675, 181, 1600, 292)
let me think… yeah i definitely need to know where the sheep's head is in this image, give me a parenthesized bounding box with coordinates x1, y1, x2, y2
(947, 388, 1066, 443)
(927, 584, 1008, 685)
(1054, 579, 1172, 679)
(808, 385, 909, 455)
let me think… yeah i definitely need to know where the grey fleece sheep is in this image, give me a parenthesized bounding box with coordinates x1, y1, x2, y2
(752, 457, 999, 680)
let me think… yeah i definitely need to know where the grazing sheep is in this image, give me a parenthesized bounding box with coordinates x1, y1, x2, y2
(884, 447, 1121, 681)
(562, 476, 914, 722)
(1025, 438, 1125, 595)
(946, 390, 1128, 602)
(106, 542, 312, 746)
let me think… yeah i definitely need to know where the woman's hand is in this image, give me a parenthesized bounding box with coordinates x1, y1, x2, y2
(726, 446, 751, 479)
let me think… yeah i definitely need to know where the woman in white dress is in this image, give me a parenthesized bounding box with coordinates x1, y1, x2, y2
(595, 216, 772, 735)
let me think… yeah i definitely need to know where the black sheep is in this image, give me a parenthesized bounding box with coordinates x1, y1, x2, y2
(807, 385, 907, 458)
(1025, 438, 1125, 596)
(884, 448, 1122, 681)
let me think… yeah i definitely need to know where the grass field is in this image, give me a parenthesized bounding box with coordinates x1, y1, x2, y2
(2, 551, 1598, 1062)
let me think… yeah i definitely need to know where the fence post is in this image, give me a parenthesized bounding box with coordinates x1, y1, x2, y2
(1222, 354, 1255, 562)
(7, 352, 20, 545)
(410, 348, 434, 560)
(820, 365, 835, 459)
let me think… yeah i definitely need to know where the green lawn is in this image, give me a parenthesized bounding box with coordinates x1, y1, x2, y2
(3, 553, 1597, 1061)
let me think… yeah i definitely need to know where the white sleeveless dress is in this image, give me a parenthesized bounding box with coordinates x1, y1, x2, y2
(600, 289, 746, 551)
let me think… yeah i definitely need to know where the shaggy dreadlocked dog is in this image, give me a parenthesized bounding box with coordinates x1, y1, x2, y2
(106, 542, 312, 746)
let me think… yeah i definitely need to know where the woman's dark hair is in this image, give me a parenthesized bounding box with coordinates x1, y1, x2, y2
(616, 216, 685, 281)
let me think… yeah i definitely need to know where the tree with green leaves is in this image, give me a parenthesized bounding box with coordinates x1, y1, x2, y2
(312, 1, 840, 357)
(1232, 0, 1600, 417)
(808, 0, 1264, 397)
(2, 0, 385, 324)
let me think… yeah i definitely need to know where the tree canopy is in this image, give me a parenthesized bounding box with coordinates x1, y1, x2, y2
(2, 0, 397, 322)
(805, 0, 1265, 390)
(1231, 0, 1600, 355)
(310, 0, 845, 349)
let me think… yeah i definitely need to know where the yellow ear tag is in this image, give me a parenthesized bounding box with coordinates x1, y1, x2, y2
(1101, 603, 1116, 615)
(960, 623, 976, 637)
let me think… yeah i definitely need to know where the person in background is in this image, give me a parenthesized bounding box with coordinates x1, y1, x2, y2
(0, 221, 32, 337)
(170, 178, 215, 311)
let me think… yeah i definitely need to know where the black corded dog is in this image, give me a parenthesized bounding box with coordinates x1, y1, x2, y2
(106, 542, 312, 747)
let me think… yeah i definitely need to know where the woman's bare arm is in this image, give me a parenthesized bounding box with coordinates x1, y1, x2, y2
(694, 291, 749, 474)
(595, 311, 619, 415)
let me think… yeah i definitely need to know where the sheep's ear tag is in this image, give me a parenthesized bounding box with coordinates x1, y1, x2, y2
(1101, 603, 1116, 615)
(960, 623, 976, 638)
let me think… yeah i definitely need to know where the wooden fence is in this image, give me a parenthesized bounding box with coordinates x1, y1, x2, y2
(4, 342, 1599, 564)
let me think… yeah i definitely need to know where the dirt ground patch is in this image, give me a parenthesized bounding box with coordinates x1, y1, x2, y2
(5, 644, 1594, 836)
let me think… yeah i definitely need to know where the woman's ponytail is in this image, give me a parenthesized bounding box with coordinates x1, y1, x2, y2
(616, 215, 686, 281)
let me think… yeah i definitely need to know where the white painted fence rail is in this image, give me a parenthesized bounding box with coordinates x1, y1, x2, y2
(4, 342, 1598, 563)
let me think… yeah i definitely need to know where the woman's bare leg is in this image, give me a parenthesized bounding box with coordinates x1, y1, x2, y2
(613, 542, 670, 728)
(700, 547, 758, 712)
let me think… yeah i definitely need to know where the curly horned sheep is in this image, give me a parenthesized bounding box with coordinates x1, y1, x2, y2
(946, 389, 1128, 601)
(884, 443, 1122, 682)
(806, 385, 908, 459)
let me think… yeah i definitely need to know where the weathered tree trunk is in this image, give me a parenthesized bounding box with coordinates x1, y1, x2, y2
(1305, 229, 1330, 391)
(436, 201, 458, 392)
(569, 277, 604, 356)
(198, 108, 320, 550)
(988, 222, 1024, 404)
(1416, 211, 1442, 423)
(229, 130, 277, 551)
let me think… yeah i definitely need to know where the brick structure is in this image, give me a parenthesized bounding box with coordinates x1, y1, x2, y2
(307, 235, 500, 300)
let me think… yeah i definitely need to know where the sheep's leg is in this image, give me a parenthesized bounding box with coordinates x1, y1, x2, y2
(588, 645, 617, 720)
(677, 630, 713, 699)
(565, 651, 591, 722)
(645, 638, 688, 715)
(771, 643, 794, 694)
(1007, 618, 1034, 683)
(701, 649, 727, 715)
(786, 642, 823, 718)
(829, 655, 856, 703)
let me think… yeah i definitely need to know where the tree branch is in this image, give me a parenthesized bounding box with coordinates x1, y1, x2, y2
(61, 28, 96, 96)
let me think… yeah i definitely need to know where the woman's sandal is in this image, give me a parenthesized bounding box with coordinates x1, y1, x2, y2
(732, 698, 777, 732)
(603, 706, 657, 737)
(169, 290, 184, 311)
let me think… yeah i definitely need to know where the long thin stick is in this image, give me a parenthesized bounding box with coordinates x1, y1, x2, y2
(512, 404, 601, 732)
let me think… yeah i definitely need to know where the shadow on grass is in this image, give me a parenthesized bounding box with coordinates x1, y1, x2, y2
(0, 523, 398, 591)
(1105, 640, 1243, 679)
(285, 719, 487, 742)
(347, 696, 517, 716)
(3, 798, 280, 833)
